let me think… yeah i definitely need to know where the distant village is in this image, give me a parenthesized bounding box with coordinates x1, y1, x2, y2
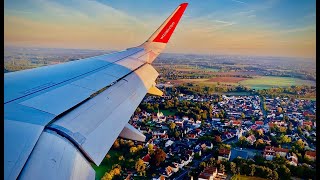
(117, 92, 316, 179)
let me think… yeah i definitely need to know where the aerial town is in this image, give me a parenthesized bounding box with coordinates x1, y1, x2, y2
(98, 85, 316, 180)
(4, 47, 316, 180)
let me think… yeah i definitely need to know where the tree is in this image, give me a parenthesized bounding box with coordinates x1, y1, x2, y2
(255, 139, 265, 148)
(294, 139, 305, 151)
(279, 126, 287, 133)
(257, 129, 264, 137)
(135, 159, 146, 176)
(200, 162, 207, 168)
(130, 146, 138, 154)
(112, 139, 120, 149)
(219, 164, 225, 172)
(137, 145, 143, 151)
(305, 125, 311, 131)
(118, 156, 124, 161)
(215, 136, 222, 143)
(265, 168, 273, 179)
(230, 162, 237, 174)
(169, 122, 176, 130)
(101, 172, 113, 180)
(105, 154, 111, 159)
(297, 126, 303, 135)
(241, 113, 245, 119)
(249, 164, 255, 176)
(280, 135, 291, 144)
(271, 170, 279, 180)
(127, 140, 134, 147)
(148, 144, 154, 154)
(174, 131, 181, 138)
(278, 165, 291, 179)
(150, 148, 166, 166)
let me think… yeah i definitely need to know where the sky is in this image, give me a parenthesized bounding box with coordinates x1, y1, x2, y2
(4, 0, 316, 59)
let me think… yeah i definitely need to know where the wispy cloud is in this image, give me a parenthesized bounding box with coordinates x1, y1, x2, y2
(231, 0, 247, 5)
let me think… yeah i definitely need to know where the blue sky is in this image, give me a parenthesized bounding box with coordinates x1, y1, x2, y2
(4, 0, 316, 58)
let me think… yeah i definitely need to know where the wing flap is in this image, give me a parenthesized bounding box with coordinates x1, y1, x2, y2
(119, 123, 146, 142)
(48, 64, 158, 165)
(4, 120, 45, 180)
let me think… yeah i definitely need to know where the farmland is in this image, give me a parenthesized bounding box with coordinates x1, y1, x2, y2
(168, 76, 316, 90)
(239, 76, 316, 90)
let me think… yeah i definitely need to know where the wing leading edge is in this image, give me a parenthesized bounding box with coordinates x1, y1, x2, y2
(4, 3, 188, 180)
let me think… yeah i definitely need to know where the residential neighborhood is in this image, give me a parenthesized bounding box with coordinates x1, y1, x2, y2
(99, 89, 316, 180)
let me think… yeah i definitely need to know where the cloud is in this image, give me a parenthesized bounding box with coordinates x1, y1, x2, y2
(4, 0, 316, 58)
(231, 0, 247, 4)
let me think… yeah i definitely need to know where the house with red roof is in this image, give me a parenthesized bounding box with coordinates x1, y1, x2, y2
(255, 121, 264, 126)
(305, 151, 316, 161)
(218, 148, 231, 161)
(142, 154, 151, 165)
(231, 120, 242, 127)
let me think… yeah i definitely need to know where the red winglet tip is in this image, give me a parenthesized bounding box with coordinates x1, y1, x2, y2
(152, 3, 188, 43)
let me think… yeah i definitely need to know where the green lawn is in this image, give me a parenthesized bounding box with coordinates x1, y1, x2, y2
(153, 109, 177, 116)
(231, 175, 267, 180)
(239, 76, 316, 90)
(93, 150, 121, 180)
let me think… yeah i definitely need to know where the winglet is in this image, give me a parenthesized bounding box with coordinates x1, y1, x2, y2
(140, 3, 188, 62)
(148, 3, 188, 43)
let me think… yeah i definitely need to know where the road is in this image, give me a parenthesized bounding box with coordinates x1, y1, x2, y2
(173, 154, 213, 180)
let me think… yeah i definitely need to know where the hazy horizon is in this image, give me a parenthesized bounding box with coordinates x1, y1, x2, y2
(4, 0, 316, 59)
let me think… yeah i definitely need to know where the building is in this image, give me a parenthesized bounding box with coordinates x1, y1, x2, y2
(286, 153, 298, 166)
(263, 146, 289, 160)
(198, 167, 218, 180)
(246, 135, 256, 145)
(218, 148, 231, 161)
(255, 121, 264, 126)
(305, 151, 316, 161)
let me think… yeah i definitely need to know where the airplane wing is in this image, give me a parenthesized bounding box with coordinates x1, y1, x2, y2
(4, 3, 188, 180)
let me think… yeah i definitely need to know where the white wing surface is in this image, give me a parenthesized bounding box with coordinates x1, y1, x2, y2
(4, 3, 188, 180)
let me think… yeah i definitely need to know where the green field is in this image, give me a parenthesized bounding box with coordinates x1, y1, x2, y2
(231, 175, 267, 180)
(93, 150, 120, 180)
(239, 76, 316, 90)
(153, 109, 177, 116)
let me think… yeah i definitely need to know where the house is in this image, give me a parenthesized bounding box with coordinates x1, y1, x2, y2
(264, 146, 275, 160)
(165, 140, 174, 147)
(142, 154, 151, 165)
(305, 151, 316, 161)
(201, 142, 213, 150)
(303, 121, 313, 128)
(218, 148, 231, 161)
(255, 121, 264, 126)
(162, 166, 173, 177)
(246, 135, 256, 145)
(182, 116, 189, 121)
(198, 167, 218, 180)
(231, 120, 242, 127)
(139, 127, 151, 134)
(263, 136, 271, 145)
(263, 146, 289, 160)
(274, 147, 289, 157)
(170, 163, 179, 173)
(286, 153, 298, 166)
(152, 130, 167, 137)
